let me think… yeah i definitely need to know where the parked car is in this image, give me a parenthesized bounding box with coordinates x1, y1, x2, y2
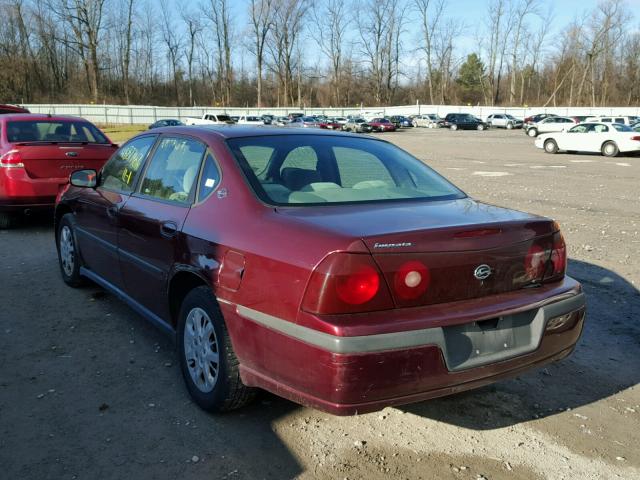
(412, 114, 443, 128)
(584, 116, 637, 126)
(536, 122, 640, 157)
(274, 116, 290, 126)
(343, 118, 373, 133)
(444, 113, 488, 131)
(148, 119, 184, 130)
(288, 113, 304, 120)
(387, 116, 413, 128)
(0, 114, 117, 228)
(524, 116, 576, 137)
(184, 113, 234, 125)
(570, 115, 589, 124)
(237, 116, 265, 125)
(0, 104, 30, 115)
(486, 114, 523, 129)
(317, 119, 342, 130)
(55, 126, 585, 415)
(261, 114, 274, 125)
(368, 118, 396, 132)
(331, 117, 348, 126)
(524, 113, 553, 124)
(632, 122, 640, 132)
(286, 116, 320, 128)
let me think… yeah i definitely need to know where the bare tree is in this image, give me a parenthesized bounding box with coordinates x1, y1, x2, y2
(415, 0, 446, 104)
(160, 0, 182, 104)
(508, 0, 537, 104)
(248, 0, 275, 108)
(182, 11, 203, 106)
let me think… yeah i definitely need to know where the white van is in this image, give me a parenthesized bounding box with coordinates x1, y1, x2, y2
(584, 116, 636, 126)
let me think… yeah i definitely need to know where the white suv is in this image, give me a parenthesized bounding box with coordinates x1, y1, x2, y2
(584, 116, 636, 126)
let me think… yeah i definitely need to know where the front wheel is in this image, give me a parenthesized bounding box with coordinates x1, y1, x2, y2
(177, 286, 255, 412)
(602, 141, 619, 157)
(477, 124, 485, 131)
(527, 128, 538, 137)
(506, 122, 513, 130)
(450, 124, 458, 131)
(544, 139, 559, 154)
(57, 213, 85, 287)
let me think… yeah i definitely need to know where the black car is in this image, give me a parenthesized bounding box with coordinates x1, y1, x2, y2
(148, 119, 184, 129)
(524, 113, 553, 124)
(444, 113, 488, 131)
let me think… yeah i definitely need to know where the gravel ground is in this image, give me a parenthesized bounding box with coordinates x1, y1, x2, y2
(0, 127, 638, 480)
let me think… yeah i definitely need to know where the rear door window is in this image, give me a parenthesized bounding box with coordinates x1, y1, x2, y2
(99, 135, 157, 192)
(138, 137, 206, 204)
(197, 153, 221, 203)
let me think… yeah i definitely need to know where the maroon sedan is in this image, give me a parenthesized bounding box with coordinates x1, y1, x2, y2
(0, 114, 117, 228)
(55, 126, 586, 415)
(368, 117, 396, 132)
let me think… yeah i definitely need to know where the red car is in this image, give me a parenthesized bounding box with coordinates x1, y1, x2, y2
(55, 127, 586, 415)
(0, 114, 117, 228)
(0, 104, 30, 115)
(368, 117, 396, 132)
(318, 120, 342, 130)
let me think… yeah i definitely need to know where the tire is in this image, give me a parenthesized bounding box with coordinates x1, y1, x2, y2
(450, 124, 458, 131)
(544, 139, 558, 154)
(477, 124, 485, 131)
(0, 212, 16, 229)
(177, 286, 255, 412)
(527, 128, 538, 137)
(601, 141, 619, 157)
(56, 213, 86, 287)
(506, 122, 513, 130)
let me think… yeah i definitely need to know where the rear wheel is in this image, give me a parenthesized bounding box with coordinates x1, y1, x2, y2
(528, 128, 538, 137)
(177, 286, 255, 412)
(544, 139, 559, 154)
(602, 141, 619, 157)
(0, 212, 16, 229)
(56, 213, 85, 287)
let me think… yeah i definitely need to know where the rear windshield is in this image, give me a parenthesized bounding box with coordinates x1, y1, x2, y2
(227, 135, 465, 206)
(6, 120, 109, 144)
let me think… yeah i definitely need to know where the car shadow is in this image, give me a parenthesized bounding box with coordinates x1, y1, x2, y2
(400, 259, 640, 429)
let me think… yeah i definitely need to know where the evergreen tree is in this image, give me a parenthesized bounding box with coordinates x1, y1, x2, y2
(456, 54, 486, 105)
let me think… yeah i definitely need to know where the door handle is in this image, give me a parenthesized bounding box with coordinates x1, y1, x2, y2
(160, 221, 178, 238)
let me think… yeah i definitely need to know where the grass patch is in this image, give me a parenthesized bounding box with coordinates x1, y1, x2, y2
(97, 124, 147, 143)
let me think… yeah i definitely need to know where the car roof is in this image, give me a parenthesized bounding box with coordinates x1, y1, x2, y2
(0, 113, 88, 122)
(147, 124, 372, 141)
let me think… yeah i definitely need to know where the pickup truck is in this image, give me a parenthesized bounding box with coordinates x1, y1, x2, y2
(183, 113, 235, 125)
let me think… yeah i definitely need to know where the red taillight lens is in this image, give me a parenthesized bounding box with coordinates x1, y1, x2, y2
(0, 150, 24, 168)
(393, 260, 430, 300)
(631, 136, 640, 141)
(525, 229, 567, 283)
(302, 253, 393, 314)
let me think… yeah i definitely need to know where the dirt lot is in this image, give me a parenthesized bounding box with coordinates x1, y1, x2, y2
(1, 127, 638, 479)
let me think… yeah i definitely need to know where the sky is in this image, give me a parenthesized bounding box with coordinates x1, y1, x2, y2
(165, 0, 640, 76)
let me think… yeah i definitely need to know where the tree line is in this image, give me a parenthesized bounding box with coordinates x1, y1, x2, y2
(0, 0, 638, 108)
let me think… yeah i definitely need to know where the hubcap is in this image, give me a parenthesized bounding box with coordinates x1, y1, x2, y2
(184, 307, 219, 393)
(605, 144, 615, 155)
(59, 225, 75, 277)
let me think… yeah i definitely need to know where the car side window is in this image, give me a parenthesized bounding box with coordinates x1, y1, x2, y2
(99, 135, 157, 192)
(196, 153, 221, 203)
(594, 124, 609, 133)
(139, 137, 206, 204)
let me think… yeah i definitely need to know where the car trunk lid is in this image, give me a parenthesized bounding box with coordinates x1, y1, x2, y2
(11, 143, 115, 179)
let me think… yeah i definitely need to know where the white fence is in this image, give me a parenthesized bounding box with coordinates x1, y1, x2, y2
(22, 103, 640, 125)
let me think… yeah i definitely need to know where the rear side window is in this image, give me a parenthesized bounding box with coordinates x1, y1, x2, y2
(197, 153, 221, 203)
(240, 146, 273, 179)
(6, 120, 109, 143)
(100, 136, 157, 192)
(139, 137, 206, 204)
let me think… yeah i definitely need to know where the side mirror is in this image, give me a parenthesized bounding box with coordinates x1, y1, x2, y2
(70, 169, 97, 188)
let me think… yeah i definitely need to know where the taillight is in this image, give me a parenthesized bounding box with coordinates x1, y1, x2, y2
(393, 260, 430, 300)
(631, 136, 640, 141)
(524, 229, 567, 284)
(302, 253, 393, 314)
(0, 150, 24, 168)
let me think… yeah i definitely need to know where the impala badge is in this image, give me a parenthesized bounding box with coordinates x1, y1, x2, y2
(474, 264, 492, 280)
(65, 151, 78, 157)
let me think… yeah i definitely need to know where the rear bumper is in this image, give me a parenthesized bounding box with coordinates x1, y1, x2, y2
(224, 278, 586, 415)
(0, 169, 67, 210)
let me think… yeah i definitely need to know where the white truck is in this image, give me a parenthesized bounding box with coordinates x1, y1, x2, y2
(184, 113, 235, 125)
